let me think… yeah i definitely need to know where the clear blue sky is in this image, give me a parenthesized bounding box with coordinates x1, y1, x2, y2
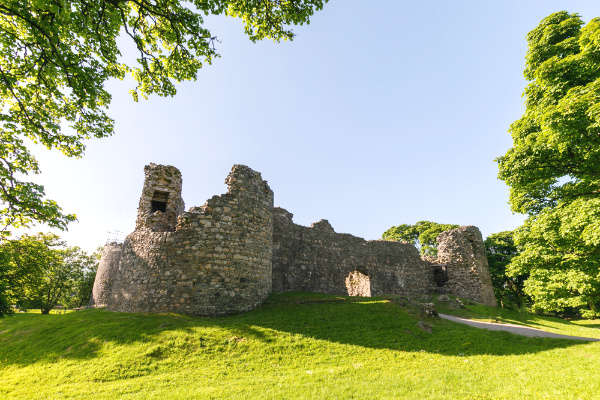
(22, 1, 600, 252)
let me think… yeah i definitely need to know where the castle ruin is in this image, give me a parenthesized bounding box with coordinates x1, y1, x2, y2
(90, 163, 497, 316)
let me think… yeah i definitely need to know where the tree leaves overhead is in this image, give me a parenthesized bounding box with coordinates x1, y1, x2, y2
(224, 0, 324, 42)
(0, 0, 327, 237)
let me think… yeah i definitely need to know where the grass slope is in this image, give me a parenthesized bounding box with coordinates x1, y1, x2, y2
(1, 292, 599, 399)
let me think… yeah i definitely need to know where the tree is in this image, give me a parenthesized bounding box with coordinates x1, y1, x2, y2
(497, 11, 600, 317)
(0, 0, 327, 237)
(60, 247, 100, 308)
(0, 253, 13, 317)
(382, 221, 459, 256)
(484, 231, 528, 309)
(0, 233, 62, 314)
(0, 233, 58, 309)
(0, 233, 99, 314)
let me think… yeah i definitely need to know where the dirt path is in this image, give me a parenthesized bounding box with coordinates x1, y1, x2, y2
(439, 314, 600, 341)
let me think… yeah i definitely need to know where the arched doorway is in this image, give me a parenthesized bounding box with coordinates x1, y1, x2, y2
(345, 271, 371, 297)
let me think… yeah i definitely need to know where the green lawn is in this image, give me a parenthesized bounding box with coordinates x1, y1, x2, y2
(1, 292, 599, 399)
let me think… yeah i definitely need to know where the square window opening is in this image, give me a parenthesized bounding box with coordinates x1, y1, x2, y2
(151, 190, 169, 213)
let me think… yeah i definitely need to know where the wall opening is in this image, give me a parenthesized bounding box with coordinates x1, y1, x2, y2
(345, 270, 371, 297)
(432, 265, 448, 287)
(151, 190, 169, 213)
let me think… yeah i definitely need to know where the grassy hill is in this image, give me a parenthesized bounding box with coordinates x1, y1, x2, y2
(1, 292, 599, 399)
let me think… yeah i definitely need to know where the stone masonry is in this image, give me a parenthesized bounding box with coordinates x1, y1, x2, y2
(97, 164, 273, 316)
(272, 208, 430, 297)
(433, 226, 497, 307)
(89, 242, 122, 307)
(90, 163, 497, 316)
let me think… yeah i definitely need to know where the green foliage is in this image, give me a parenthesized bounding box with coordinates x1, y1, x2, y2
(0, 253, 13, 317)
(497, 11, 600, 216)
(59, 247, 100, 309)
(0, 233, 99, 314)
(497, 11, 600, 317)
(0, 233, 62, 312)
(507, 198, 600, 318)
(484, 231, 528, 309)
(382, 221, 459, 256)
(0, 0, 327, 236)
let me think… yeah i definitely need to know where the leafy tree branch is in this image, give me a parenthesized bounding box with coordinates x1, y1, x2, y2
(0, 0, 327, 238)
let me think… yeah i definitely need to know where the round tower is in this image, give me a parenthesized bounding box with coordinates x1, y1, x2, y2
(89, 242, 123, 307)
(105, 163, 274, 316)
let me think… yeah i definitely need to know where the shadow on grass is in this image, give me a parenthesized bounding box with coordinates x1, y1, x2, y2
(230, 293, 597, 355)
(0, 292, 596, 368)
(580, 324, 600, 329)
(0, 309, 198, 367)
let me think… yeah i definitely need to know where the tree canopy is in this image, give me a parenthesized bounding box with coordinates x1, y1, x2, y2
(382, 221, 459, 256)
(484, 230, 528, 309)
(0, 233, 100, 315)
(497, 11, 600, 216)
(0, 0, 327, 237)
(497, 11, 600, 317)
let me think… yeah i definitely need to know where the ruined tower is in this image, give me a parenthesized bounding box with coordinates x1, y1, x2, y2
(91, 163, 274, 316)
(88, 242, 122, 307)
(135, 163, 185, 232)
(435, 226, 497, 307)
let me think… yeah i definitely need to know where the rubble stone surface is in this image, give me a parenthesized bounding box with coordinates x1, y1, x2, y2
(93, 164, 273, 316)
(272, 207, 430, 297)
(90, 163, 497, 316)
(434, 226, 497, 307)
(88, 242, 122, 307)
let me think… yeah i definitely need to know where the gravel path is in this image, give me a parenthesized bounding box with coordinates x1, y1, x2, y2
(439, 314, 600, 341)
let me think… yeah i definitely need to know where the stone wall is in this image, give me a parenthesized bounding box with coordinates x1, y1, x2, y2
(91, 163, 498, 317)
(104, 164, 273, 316)
(136, 163, 185, 232)
(89, 242, 122, 307)
(434, 226, 497, 307)
(272, 207, 430, 297)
